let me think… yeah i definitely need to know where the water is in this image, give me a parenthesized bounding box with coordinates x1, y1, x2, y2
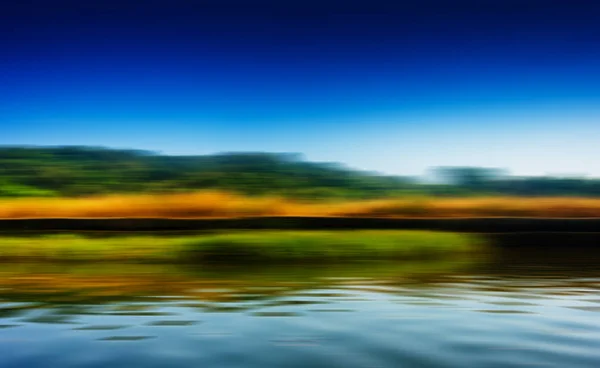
(1, 254, 599, 368)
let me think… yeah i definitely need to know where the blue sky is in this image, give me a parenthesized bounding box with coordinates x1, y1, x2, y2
(2, 0, 599, 176)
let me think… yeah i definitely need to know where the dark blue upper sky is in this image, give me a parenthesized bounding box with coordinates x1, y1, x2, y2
(2, 0, 599, 176)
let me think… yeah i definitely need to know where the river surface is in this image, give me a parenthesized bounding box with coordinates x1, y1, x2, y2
(1, 252, 599, 368)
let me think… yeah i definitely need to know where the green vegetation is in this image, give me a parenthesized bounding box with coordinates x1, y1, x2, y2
(0, 146, 412, 198)
(0, 231, 484, 263)
(2, 146, 599, 198)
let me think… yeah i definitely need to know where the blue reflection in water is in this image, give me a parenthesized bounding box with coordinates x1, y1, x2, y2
(0, 259, 599, 368)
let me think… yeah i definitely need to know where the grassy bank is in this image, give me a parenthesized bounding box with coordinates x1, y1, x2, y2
(2, 191, 600, 218)
(0, 231, 483, 263)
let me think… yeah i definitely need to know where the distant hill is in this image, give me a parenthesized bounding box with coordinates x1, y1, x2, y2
(0, 146, 415, 197)
(2, 146, 599, 198)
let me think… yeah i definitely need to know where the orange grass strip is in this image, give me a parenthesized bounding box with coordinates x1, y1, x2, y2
(1, 191, 600, 218)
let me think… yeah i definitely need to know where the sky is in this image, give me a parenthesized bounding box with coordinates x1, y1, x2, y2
(2, 0, 599, 177)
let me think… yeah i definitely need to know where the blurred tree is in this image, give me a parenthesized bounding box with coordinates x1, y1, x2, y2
(433, 167, 507, 188)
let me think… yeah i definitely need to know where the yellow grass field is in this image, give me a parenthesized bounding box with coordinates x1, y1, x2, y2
(1, 191, 600, 218)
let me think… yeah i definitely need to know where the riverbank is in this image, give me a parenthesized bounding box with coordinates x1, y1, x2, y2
(0, 231, 482, 263)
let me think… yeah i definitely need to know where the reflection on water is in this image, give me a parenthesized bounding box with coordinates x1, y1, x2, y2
(1, 254, 600, 368)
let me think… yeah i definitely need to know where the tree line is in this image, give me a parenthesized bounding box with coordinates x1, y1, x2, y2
(0, 146, 599, 198)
